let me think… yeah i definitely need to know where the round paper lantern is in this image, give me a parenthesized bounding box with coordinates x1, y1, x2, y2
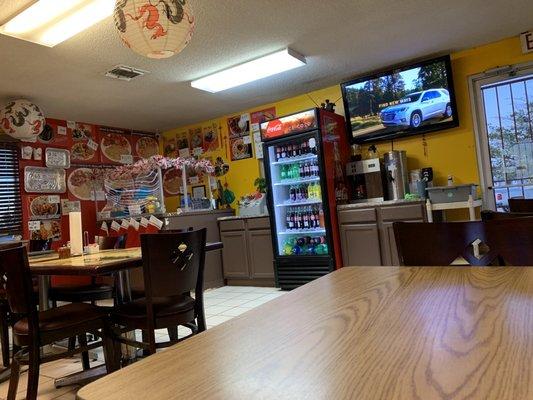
(114, 0, 195, 59)
(0, 99, 45, 142)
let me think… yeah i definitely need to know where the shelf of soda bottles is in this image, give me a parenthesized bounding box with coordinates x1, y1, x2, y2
(273, 177, 320, 186)
(277, 228, 326, 235)
(271, 153, 318, 165)
(275, 199, 322, 207)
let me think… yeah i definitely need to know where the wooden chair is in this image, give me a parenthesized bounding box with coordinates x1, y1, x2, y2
(393, 219, 533, 266)
(481, 210, 533, 220)
(111, 229, 207, 356)
(0, 246, 120, 400)
(508, 198, 533, 213)
(48, 235, 127, 305)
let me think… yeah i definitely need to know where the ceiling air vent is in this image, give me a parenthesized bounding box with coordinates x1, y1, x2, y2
(105, 65, 149, 81)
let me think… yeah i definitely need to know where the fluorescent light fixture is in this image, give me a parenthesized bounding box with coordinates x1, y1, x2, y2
(191, 48, 307, 93)
(0, 0, 113, 47)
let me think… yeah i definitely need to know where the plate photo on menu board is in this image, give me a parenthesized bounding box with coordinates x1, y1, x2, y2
(68, 168, 98, 201)
(163, 168, 182, 195)
(101, 133, 132, 163)
(135, 136, 159, 159)
(71, 142, 96, 161)
(29, 195, 60, 219)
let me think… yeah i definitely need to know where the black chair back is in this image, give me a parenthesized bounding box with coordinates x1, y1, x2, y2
(481, 210, 533, 221)
(0, 246, 36, 317)
(508, 198, 533, 213)
(140, 229, 207, 299)
(394, 218, 533, 266)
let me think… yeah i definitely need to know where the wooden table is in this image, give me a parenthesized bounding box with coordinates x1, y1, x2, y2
(77, 266, 533, 400)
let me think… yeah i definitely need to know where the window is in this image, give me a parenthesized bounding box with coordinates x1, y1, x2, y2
(470, 62, 533, 211)
(0, 143, 22, 235)
(421, 92, 431, 101)
(433, 91, 441, 98)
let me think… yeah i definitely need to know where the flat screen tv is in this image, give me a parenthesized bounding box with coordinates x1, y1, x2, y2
(341, 55, 458, 143)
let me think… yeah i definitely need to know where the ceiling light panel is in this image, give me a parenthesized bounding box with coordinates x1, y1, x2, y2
(0, 0, 114, 47)
(191, 48, 307, 93)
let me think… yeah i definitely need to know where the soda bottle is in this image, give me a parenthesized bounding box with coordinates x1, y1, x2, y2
(299, 163, 304, 179)
(318, 206, 325, 228)
(286, 207, 291, 230)
(280, 165, 286, 181)
(289, 186, 296, 202)
(303, 207, 309, 229)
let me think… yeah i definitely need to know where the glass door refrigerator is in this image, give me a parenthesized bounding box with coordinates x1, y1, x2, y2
(260, 108, 349, 289)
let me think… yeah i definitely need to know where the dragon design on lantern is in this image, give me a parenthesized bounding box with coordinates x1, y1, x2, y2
(1, 101, 44, 138)
(115, 0, 188, 39)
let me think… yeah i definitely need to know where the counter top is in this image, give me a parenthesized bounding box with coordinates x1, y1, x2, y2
(337, 198, 424, 211)
(218, 213, 269, 222)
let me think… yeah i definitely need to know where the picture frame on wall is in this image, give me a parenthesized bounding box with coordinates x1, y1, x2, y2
(192, 185, 206, 199)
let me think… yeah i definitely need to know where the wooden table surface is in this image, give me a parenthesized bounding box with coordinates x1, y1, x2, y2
(76, 266, 533, 400)
(29, 242, 223, 276)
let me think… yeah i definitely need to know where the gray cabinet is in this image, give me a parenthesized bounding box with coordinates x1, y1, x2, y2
(219, 217, 275, 286)
(338, 202, 426, 266)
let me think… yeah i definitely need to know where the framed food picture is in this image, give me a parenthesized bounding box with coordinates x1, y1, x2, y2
(189, 127, 203, 153)
(163, 136, 177, 157)
(27, 195, 61, 220)
(163, 168, 183, 195)
(133, 134, 159, 159)
(230, 136, 252, 161)
(227, 114, 250, 139)
(192, 185, 206, 199)
(202, 122, 219, 152)
(29, 219, 61, 241)
(71, 122, 100, 163)
(99, 127, 133, 164)
(68, 167, 102, 201)
(37, 118, 69, 146)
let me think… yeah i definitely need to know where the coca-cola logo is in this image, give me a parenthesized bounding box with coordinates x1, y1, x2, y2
(266, 120, 283, 135)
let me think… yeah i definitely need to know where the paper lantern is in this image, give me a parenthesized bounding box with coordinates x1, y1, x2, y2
(0, 99, 45, 142)
(114, 0, 195, 59)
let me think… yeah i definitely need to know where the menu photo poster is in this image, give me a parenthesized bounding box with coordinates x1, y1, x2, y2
(163, 135, 178, 157)
(131, 131, 159, 159)
(70, 122, 100, 164)
(99, 126, 133, 165)
(37, 118, 69, 147)
(202, 121, 220, 153)
(230, 134, 253, 161)
(176, 131, 190, 157)
(250, 108, 275, 159)
(189, 127, 203, 156)
(26, 194, 62, 220)
(28, 219, 62, 241)
(227, 113, 250, 139)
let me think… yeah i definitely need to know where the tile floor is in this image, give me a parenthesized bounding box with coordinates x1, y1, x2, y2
(0, 286, 285, 400)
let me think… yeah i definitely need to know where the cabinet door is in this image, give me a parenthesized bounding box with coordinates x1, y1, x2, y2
(380, 220, 424, 266)
(339, 224, 382, 266)
(221, 231, 250, 279)
(247, 229, 275, 279)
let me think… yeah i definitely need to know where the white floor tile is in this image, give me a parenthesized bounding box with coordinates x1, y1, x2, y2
(205, 305, 235, 316)
(219, 307, 253, 317)
(206, 315, 233, 326)
(217, 298, 252, 307)
(204, 297, 229, 306)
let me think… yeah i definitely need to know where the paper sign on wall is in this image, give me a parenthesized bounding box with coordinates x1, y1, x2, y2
(28, 220, 41, 231)
(58, 126, 67, 136)
(178, 148, 190, 158)
(47, 195, 60, 204)
(67, 121, 76, 129)
(61, 200, 81, 215)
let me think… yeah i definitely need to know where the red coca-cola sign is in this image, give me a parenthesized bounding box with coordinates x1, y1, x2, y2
(260, 109, 317, 141)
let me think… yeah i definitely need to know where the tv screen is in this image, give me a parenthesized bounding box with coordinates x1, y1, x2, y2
(341, 55, 458, 143)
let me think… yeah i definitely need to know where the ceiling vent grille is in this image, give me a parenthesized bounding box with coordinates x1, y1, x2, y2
(105, 65, 149, 81)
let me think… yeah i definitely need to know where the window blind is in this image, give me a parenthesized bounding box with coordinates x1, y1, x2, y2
(0, 143, 22, 235)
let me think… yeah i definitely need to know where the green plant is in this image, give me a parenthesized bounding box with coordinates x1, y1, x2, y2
(254, 177, 267, 193)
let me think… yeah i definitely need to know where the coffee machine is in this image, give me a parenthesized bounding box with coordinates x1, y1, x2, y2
(346, 158, 387, 202)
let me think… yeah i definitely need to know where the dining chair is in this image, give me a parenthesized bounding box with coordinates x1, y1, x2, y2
(0, 246, 120, 400)
(111, 229, 207, 356)
(508, 198, 533, 213)
(393, 218, 533, 266)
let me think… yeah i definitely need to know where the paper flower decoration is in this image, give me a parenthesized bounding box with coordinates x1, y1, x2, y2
(0, 99, 45, 142)
(114, 0, 195, 59)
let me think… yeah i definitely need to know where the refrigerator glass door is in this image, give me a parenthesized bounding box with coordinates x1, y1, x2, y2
(267, 132, 330, 257)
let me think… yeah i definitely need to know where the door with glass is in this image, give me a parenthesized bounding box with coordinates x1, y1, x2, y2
(471, 62, 533, 211)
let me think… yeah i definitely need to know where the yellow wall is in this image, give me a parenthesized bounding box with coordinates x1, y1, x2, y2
(162, 35, 533, 213)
